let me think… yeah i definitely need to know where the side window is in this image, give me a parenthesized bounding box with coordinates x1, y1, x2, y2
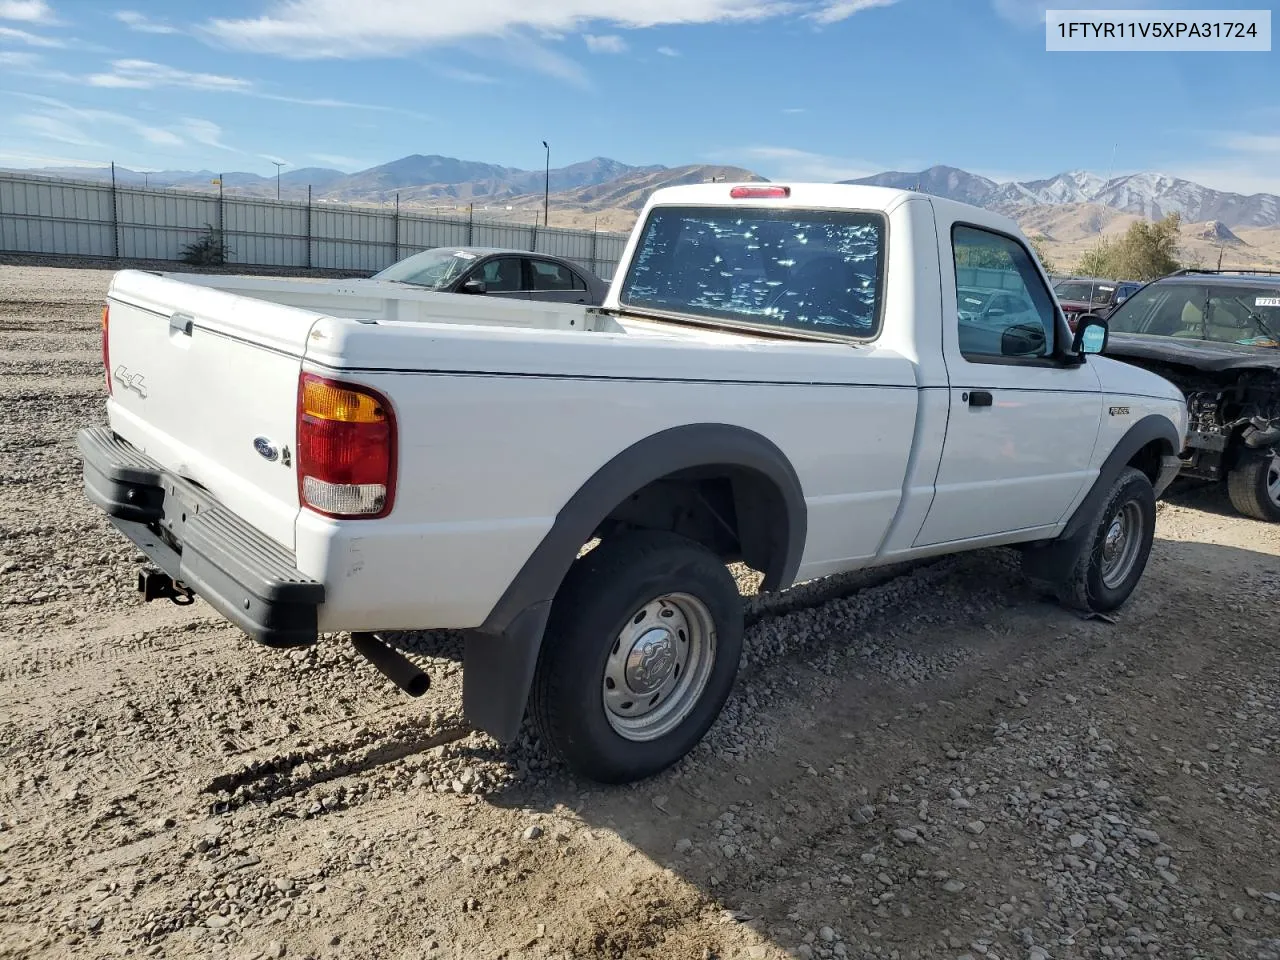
(529, 259, 575, 291)
(952, 225, 1057, 362)
(474, 257, 523, 292)
(570, 269, 588, 292)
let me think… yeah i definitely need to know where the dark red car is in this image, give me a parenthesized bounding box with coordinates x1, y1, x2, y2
(1054, 277, 1143, 330)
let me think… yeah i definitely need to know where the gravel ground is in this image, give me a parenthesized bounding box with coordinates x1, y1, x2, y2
(1, 263, 1277, 960)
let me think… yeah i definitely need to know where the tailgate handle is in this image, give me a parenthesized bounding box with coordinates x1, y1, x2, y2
(169, 312, 193, 336)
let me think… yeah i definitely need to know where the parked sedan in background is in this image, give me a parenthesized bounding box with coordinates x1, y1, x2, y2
(373, 246, 610, 305)
(1054, 277, 1143, 329)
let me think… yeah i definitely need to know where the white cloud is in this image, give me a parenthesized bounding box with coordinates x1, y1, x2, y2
(15, 113, 102, 148)
(7, 51, 434, 121)
(656, 44, 679, 55)
(0, 24, 63, 45)
(114, 10, 180, 35)
(87, 59, 253, 91)
(1225, 134, 1280, 155)
(805, 0, 895, 25)
(178, 118, 230, 149)
(584, 33, 627, 53)
(11, 93, 207, 153)
(782, 106, 806, 114)
(719, 145, 882, 182)
(0, 1, 56, 23)
(310, 153, 369, 170)
(432, 64, 498, 83)
(0, 46, 73, 79)
(201, 0, 892, 58)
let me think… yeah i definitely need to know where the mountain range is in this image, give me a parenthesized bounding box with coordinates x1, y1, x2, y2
(9, 156, 1280, 232)
(845, 165, 1280, 229)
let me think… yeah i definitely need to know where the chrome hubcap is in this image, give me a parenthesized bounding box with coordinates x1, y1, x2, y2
(1101, 501, 1143, 589)
(1267, 457, 1280, 507)
(602, 593, 717, 742)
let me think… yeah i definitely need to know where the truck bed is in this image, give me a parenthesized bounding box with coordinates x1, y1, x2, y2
(158, 272, 627, 333)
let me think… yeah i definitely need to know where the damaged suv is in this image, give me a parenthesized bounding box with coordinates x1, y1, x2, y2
(1093, 270, 1280, 521)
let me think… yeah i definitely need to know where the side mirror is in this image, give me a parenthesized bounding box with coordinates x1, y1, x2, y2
(461, 278, 487, 295)
(1001, 321, 1047, 357)
(1073, 316, 1109, 355)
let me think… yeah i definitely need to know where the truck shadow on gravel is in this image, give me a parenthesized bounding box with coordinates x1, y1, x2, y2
(435, 538, 1280, 960)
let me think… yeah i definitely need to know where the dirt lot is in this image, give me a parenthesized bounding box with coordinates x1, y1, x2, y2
(1, 263, 1278, 960)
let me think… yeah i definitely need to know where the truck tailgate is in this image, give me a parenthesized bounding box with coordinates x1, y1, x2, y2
(103, 269, 320, 550)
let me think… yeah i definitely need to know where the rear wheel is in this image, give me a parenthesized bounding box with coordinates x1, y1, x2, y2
(1227, 452, 1280, 522)
(1028, 466, 1156, 613)
(530, 531, 743, 784)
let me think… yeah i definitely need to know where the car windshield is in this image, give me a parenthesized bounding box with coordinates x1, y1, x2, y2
(1055, 280, 1116, 303)
(956, 288, 997, 315)
(956, 287, 1036, 327)
(1107, 282, 1280, 347)
(618, 205, 885, 339)
(373, 248, 478, 288)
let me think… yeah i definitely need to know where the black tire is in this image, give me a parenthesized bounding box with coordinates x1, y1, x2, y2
(529, 531, 743, 784)
(1227, 452, 1280, 522)
(1039, 466, 1156, 613)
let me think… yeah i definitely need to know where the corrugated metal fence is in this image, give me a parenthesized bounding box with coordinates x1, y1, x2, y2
(0, 172, 632, 280)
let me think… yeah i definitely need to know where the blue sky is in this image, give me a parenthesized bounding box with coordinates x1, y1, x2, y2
(0, 0, 1277, 193)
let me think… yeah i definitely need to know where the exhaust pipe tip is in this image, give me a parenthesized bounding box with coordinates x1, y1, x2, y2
(350, 632, 431, 698)
(404, 672, 431, 698)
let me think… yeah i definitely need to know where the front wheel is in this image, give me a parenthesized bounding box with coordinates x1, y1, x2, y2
(529, 531, 743, 784)
(1031, 466, 1156, 613)
(1227, 451, 1280, 522)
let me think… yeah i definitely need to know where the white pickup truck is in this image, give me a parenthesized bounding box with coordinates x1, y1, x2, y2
(79, 182, 1188, 783)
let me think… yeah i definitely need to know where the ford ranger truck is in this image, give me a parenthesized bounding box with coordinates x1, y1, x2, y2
(79, 183, 1188, 783)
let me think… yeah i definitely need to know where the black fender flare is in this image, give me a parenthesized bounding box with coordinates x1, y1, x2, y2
(462, 422, 807, 742)
(1023, 413, 1179, 580)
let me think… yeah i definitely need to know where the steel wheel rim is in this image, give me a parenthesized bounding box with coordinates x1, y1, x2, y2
(1267, 457, 1280, 507)
(1101, 501, 1144, 589)
(601, 592, 717, 742)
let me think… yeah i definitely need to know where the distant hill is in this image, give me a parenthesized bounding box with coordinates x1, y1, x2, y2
(1196, 219, 1244, 245)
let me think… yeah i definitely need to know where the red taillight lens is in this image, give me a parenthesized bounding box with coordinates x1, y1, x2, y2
(101, 304, 111, 395)
(730, 185, 790, 199)
(297, 372, 396, 519)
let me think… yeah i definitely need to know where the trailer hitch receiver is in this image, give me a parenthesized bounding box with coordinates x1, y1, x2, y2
(137, 567, 195, 605)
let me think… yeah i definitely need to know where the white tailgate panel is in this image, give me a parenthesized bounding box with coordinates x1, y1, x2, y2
(105, 276, 317, 549)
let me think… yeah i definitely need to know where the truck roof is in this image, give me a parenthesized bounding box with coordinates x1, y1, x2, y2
(642, 181, 1024, 236)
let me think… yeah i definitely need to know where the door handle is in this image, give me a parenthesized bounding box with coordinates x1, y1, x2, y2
(967, 390, 993, 408)
(169, 312, 193, 336)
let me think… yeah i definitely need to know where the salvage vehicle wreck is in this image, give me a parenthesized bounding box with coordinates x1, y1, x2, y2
(1093, 270, 1280, 521)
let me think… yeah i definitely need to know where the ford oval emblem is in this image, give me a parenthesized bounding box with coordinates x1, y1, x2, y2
(253, 437, 279, 462)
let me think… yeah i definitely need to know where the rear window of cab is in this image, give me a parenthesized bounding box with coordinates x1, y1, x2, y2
(619, 205, 887, 340)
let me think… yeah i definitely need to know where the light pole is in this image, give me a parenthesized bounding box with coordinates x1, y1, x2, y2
(541, 140, 549, 229)
(272, 160, 285, 199)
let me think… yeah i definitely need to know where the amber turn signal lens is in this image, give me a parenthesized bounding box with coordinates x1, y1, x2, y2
(300, 375, 386, 423)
